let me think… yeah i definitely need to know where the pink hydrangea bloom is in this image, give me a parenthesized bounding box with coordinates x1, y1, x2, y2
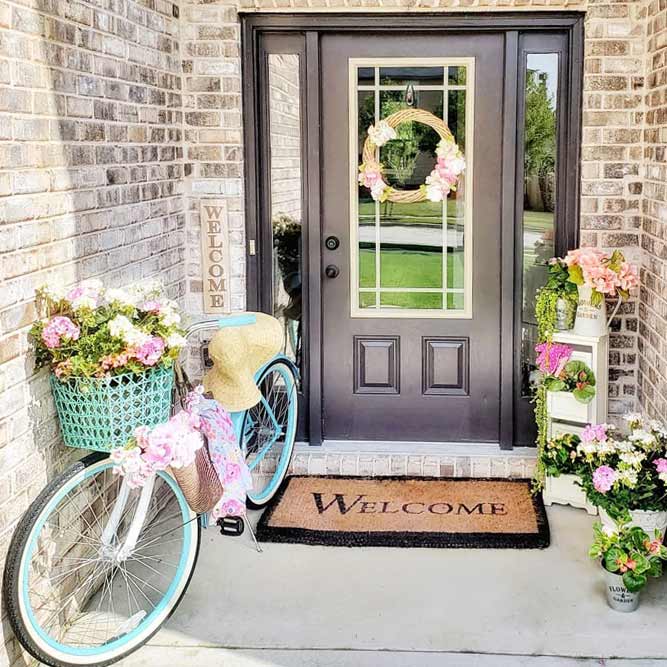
(133, 336, 165, 366)
(41, 316, 81, 349)
(618, 262, 639, 292)
(535, 342, 572, 376)
(653, 458, 667, 474)
(564, 247, 607, 268)
(593, 465, 617, 493)
(581, 424, 608, 444)
(585, 265, 620, 297)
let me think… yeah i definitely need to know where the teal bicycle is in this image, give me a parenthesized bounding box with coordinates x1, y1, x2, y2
(2, 315, 298, 667)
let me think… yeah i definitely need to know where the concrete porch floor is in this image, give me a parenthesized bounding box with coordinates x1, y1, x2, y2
(120, 506, 667, 666)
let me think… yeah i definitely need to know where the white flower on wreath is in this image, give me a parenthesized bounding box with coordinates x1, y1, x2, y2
(367, 121, 396, 147)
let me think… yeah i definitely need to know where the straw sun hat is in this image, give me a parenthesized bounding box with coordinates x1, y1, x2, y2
(203, 312, 284, 412)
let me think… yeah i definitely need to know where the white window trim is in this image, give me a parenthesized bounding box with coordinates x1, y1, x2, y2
(348, 57, 475, 319)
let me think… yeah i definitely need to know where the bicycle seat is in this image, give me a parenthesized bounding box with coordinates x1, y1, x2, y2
(203, 312, 283, 411)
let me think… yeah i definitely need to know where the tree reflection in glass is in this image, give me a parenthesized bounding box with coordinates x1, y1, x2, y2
(521, 54, 559, 398)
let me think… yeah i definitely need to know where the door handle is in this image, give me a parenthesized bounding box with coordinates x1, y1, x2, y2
(325, 264, 340, 279)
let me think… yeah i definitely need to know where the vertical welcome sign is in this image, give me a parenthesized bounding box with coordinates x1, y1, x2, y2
(200, 199, 232, 314)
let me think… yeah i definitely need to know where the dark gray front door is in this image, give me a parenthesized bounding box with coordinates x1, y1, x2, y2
(321, 33, 506, 442)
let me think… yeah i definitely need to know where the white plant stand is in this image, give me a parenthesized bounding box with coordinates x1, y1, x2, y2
(542, 331, 609, 515)
(543, 474, 597, 515)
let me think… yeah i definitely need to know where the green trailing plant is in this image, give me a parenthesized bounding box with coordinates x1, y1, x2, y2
(534, 259, 579, 341)
(532, 383, 549, 489)
(532, 342, 596, 491)
(589, 521, 667, 593)
(540, 432, 582, 478)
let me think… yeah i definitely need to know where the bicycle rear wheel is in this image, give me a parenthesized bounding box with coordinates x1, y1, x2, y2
(241, 359, 298, 508)
(3, 452, 200, 667)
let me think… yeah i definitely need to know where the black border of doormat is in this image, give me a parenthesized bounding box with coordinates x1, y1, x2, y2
(256, 475, 550, 549)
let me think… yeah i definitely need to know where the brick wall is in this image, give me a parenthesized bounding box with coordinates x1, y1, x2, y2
(639, 0, 667, 421)
(0, 0, 184, 663)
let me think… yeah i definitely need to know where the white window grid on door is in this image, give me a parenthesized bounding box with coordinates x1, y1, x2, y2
(348, 57, 475, 319)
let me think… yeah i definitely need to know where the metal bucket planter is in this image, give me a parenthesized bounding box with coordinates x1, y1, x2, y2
(50, 365, 174, 452)
(554, 297, 576, 331)
(599, 507, 667, 539)
(573, 285, 608, 337)
(603, 567, 640, 612)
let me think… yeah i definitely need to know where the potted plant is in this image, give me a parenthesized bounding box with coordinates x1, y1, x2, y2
(536, 340, 596, 418)
(578, 415, 667, 536)
(540, 432, 597, 514)
(562, 248, 639, 337)
(30, 281, 186, 452)
(532, 342, 596, 487)
(589, 521, 667, 612)
(535, 258, 579, 340)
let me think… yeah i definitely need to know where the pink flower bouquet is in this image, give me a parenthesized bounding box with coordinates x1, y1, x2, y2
(564, 248, 639, 306)
(30, 281, 186, 380)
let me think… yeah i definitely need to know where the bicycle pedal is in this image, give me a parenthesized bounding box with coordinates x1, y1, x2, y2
(217, 515, 245, 537)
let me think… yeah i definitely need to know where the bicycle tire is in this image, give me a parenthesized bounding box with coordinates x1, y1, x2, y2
(3, 452, 201, 667)
(243, 359, 298, 509)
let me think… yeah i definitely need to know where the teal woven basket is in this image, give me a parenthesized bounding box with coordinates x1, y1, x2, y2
(50, 365, 174, 452)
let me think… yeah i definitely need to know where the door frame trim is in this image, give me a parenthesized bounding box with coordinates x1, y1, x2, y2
(241, 12, 584, 448)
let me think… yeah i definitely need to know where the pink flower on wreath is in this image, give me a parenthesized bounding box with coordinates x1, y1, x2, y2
(133, 336, 165, 366)
(653, 458, 667, 474)
(359, 165, 387, 201)
(434, 157, 460, 186)
(535, 342, 572, 377)
(581, 423, 608, 444)
(41, 316, 81, 349)
(593, 465, 617, 494)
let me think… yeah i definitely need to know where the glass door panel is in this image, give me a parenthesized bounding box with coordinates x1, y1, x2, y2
(351, 59, 473, 317)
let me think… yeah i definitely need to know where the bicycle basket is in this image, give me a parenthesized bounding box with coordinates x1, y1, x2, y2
(50, 365, 174, 452)
(170, 438, 223, 513)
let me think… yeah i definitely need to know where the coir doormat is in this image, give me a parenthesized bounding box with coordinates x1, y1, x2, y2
(257, 476, 550, 549)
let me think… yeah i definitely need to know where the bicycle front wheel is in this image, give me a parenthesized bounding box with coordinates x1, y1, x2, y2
(242, 359, 298, 508)
(3, 452, 200, 667)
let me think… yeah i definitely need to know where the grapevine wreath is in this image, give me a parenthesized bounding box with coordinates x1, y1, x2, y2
(358, 108, 465, 204)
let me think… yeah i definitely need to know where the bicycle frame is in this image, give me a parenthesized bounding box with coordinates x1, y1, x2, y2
(99, 315, 298, 559)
